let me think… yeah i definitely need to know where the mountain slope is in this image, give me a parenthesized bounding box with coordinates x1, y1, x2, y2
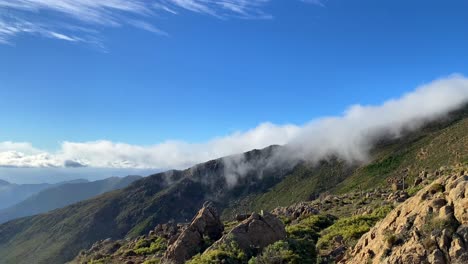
(0, 179, 89, 210)
(0, 176, 141, 224)
(0, 108, 466, 264)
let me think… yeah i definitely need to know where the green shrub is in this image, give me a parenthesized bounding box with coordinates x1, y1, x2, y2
(372, 205, 393, 219)
(286, 215, 335, 242)
(248, 241, 301, 264)
(249, 239, 317, 264)
(286, 239, 316, 264)
(299, 215, 335, 231)
(286, 225, 318, 241)
(134, 237, 167, 255)
(187, 241, 247, 264)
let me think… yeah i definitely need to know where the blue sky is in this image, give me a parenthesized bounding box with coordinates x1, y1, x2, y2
(1, 0, 468, 182)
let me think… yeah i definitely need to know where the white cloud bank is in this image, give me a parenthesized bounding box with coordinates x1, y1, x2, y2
(0, 0, 323, 45)
(1, 74, 468, 170)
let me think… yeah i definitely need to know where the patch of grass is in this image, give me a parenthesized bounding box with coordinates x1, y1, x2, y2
(317, 206, 392, 250)
(134, 237, 167, 256)
(407, 186, 423, 196)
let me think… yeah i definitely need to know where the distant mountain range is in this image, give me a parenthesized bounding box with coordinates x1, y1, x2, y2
(0, 178, 89, 210)
(0, 176, 142, 224)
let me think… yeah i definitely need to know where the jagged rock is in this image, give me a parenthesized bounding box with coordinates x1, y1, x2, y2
(428, 249, 446, 264)
(392, 182, 404, 191)
(161, 202, 224, 264)
(341, 169, 468, 264)
(330, 245, 347, 262)
(439, 205, 454, 218)
(209, 212, 286, 254)
(414, 177, 423, 187)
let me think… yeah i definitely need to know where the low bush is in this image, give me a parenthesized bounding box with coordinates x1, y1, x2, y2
(134, 237, 167, 256)
(187, 241, 247, 264)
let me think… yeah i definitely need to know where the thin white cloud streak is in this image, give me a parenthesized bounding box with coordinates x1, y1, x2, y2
(0, 0, 322, 44)
(1, 75, 468, 170)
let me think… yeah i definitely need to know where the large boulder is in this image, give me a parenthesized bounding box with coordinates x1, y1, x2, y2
(161, 202, 224, 264)
(209, 211, 286, 255)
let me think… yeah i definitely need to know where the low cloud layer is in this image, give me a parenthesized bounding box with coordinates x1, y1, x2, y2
(1, 74, 468, 170)
(0, 0, 323, 45)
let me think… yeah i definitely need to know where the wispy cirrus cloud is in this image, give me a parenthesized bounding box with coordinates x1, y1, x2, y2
(0, 0, 323, 45)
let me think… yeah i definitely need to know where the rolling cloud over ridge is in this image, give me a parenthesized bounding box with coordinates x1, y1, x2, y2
(1, 74, 468, 171)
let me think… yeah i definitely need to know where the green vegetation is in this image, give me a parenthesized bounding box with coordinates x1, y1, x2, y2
(407, 186, 423, 196)
(134, 237, 167, 255)
(286, 215, 335, 242)
(248, 241, 302, 264)
(317, 205, 393, 250)
(187, 241, 248, 264)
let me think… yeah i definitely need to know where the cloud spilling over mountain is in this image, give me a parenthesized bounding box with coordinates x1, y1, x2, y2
(285, 75, 468, 163)
(1, 75, 468, 171)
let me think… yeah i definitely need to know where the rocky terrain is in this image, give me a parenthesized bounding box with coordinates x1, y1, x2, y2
(72, 202, 288, 264)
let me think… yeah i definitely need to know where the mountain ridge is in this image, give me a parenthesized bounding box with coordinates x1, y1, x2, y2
(0, 178, 89, 210)
(0, 175, 142, 224)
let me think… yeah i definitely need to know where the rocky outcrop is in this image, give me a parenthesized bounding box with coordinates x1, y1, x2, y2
(161, 202, 224, 264)
(209, 211, 286, 255)
(341, 168, 468, 264)
(272, 202, 320, 220)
